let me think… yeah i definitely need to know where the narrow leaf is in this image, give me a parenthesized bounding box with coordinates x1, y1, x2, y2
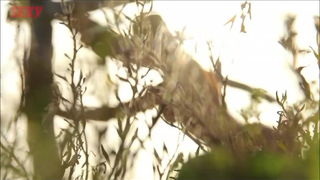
(100, 145, 111, 165)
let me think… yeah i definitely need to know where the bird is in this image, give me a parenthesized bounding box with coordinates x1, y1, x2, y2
(125, 13, 277, 150)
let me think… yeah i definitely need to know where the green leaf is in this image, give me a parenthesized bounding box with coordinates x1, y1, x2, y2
(195, 146, 200, 157)
(89, 27, 121, 60)
(93, 42, 113, 59)
(277, 141, 288, 152)
(154, 149, 162, 163)
(100, 145, 111, 165)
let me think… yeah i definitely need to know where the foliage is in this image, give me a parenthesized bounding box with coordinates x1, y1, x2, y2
(1, 1, 319, 180)
(177, 10, 320, 180)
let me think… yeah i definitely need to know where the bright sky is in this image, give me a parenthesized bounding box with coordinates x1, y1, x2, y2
(1, 1, 319, 179)
(91, 1, 319, 124)
(90, 1, 319, 178)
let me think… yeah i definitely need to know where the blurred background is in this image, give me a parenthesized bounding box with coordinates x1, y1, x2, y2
(1, 1, 319, 179)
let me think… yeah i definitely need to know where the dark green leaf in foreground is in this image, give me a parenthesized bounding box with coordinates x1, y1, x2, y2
(177, 146, 317, 180)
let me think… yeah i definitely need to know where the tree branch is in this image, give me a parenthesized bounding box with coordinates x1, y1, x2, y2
(57, 85, 162, 121)
(57, 73, 276, 122)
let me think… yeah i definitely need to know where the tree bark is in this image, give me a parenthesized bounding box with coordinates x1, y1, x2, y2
(25, 1, 64, 179)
